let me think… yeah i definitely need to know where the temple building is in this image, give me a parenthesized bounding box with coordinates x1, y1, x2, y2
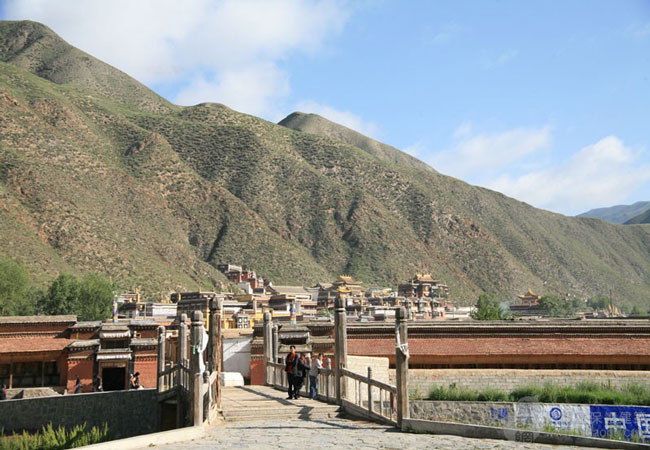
(510, 289, 544, 316)
(0, 316, 160, 396)
(398, 273, 449, 299)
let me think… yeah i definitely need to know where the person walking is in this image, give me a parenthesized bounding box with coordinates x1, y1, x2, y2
(73, 376, 82, 394)
(293, 352, 309, 398)
(285, 345, 299, 399)
(309, 353, 323, 399)
(93, 375, 103, 392)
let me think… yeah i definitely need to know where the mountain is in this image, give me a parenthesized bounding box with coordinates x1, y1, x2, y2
(577, 201, 650, 224)
(626, 208, 650, 225)
(278, 112, 432, 172)
(1, 21, 650, 306)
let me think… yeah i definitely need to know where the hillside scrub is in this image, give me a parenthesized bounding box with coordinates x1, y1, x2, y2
(2, 21, 650, 306)
(424, 381, 650, 406)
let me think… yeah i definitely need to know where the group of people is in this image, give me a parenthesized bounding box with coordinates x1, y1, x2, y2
(284, 345, 324, 400)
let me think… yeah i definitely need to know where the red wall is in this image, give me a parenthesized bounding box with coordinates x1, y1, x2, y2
(66, 360, 94, 393)
(133, 356, 158, 388)
(250, 358, 264, 385)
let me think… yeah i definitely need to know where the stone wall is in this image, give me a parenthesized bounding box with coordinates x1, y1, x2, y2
(410, 400, 514, 427)
(347, 355, 390, 383)
(391, 369, 650, 396)
(0, 389, 159, 438)
(410, 400, 650, 443)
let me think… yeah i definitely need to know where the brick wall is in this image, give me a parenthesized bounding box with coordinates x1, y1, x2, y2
(134, 356, 158, 389)
(397, 369, 650, 396)
(0, 389, 159, 438)
(250, 357, 264, 385)
(65, 359, 94, 393)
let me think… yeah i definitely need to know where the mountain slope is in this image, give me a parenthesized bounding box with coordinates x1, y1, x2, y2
(626, 208, 650, 225)
(577, 201, 650, 224)
(1, 20, 650, 307)
(279, 112, 433, 172)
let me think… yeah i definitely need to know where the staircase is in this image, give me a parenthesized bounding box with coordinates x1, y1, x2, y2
(221, 386, 342, 422)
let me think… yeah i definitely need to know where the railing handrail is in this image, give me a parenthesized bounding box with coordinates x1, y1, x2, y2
(340, 368, 396, 392)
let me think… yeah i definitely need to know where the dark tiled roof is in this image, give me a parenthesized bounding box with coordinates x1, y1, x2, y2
(0, 315, 76, 324)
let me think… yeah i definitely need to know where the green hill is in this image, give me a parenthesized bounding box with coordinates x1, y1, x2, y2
(1, 20, 650, 306)
(278, 111, 433, 172)
(577, 201, 650, 224)
(626, 208, 650, 225)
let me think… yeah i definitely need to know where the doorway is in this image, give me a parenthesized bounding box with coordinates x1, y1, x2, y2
(102, 367, 126, 391)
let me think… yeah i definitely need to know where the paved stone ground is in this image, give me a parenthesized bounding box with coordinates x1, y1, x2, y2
(148, 417, 597, 449)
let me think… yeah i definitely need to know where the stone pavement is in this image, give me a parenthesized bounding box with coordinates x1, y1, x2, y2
(147, 417, 597, 449)
(141, 386, 598, 449)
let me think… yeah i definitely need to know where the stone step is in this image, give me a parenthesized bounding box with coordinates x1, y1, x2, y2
(222, 405, 340, 417)
(223, 410, 343, 422)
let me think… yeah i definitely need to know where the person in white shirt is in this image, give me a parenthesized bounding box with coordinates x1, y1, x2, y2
(308, 353, 324, 399)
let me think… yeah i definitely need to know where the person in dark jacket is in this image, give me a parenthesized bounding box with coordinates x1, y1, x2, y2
(292, 353, 310, 398)
(285, 345, 299, 399)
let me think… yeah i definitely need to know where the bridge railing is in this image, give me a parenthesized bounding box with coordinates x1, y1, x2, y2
(340, 367, 396, 425)
(268, 360, 338, 404)
(262, 301, 410, 429)
(157, 307, 223, 428)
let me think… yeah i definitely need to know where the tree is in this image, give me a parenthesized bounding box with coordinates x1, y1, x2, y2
(38, 273, 114, 321)
(471, 293, 509, 320)
(538, 294, 582, 317)
(0, 257, 37, 315)
(78, 274, 114, 321)
(630, 305, 643, 316)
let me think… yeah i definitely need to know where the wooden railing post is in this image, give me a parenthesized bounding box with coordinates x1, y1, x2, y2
(272, 324, 279, 363)
(176, 314, 188, 428)
(395, 306, 409, 429)
(334, 297, 347, 405)
(190, 310, 203, 425)
(208, 299, 218, 373)
(157, 326, 165, 391)
(263, 312, 272, 385)
(367, 367, 373, 416)
(325, 358, 331, 401)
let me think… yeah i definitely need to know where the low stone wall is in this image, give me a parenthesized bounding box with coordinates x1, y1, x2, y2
(392, 369, 650, 395)
(410, 400, 650, 443)
(0, 389, 159, 438)
(410, 400, 514, 427)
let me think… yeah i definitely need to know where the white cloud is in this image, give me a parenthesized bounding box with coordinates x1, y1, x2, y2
(488, 136, 650, 215)
(431, 126, 552, 179)
(429, 23, 461, 45)
(176, 63, 290, 117)
(403, 141, 426, 157)
(4, 0, 350, 116)
(482, 49, 519, 69)
(627, 22, 650, 39)
(293, 100, 380, 138)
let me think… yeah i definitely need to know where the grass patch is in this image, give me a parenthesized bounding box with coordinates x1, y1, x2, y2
(0, 423, 111, 450)
(424, 381, 650, 406)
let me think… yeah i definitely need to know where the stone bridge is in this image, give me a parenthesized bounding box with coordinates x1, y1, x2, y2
(139, 385, 593, 449)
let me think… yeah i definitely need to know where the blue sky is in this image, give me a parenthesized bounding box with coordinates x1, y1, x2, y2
(2, 0, 649, 215)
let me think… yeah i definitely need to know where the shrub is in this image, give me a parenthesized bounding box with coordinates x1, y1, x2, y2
(0, 423, 111, 450)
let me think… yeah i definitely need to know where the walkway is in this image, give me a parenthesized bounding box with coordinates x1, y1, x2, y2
(143, 386, 598, 449)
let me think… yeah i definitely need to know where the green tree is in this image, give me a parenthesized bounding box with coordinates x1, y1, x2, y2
(38, 273, 114, 321)
(78, 273, 114, 321)
(630, 305, 643, 316)
(0, 257, 36, 315)
(587, 296, 612, 310)
(471, 293, 509, 320)
(38, 274, 81, 317)
(539, 294, 582, 317)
